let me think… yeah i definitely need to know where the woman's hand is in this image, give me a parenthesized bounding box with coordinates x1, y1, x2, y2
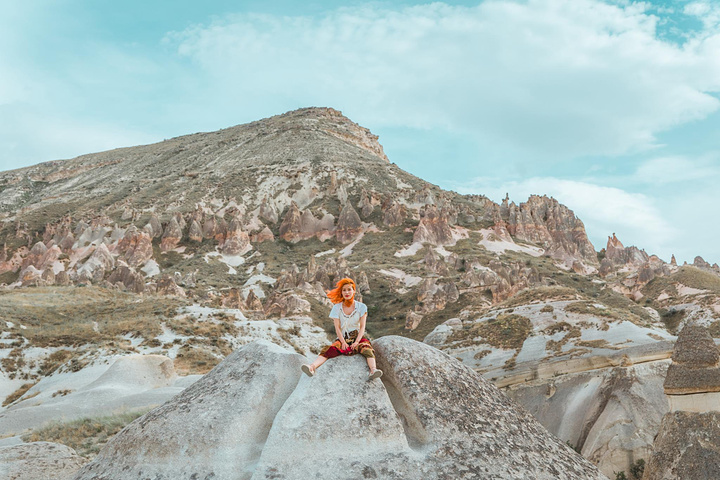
(340, 340, 350, 351)
(350, 341, 360, 351)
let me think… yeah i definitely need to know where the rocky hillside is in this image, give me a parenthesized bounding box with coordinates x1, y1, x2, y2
(1, 107, 719, 478)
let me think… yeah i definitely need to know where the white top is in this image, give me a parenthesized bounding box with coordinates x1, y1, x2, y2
(329, 301, 368, 337)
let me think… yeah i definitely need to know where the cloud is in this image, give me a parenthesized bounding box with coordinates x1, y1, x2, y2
(633, 154, 720, 185)
(167, 0, 720, 159)
(0, 103, 157, 171)
(451, 176, 676, 257)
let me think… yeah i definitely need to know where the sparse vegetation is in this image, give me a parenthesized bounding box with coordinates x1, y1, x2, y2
(0, 287, 185, 348)
(3, 381, 38, 407)
(21, 410, 149, 459)
(449, 313, 533, 350)
(709, 321, 720, 338)
(39, 350, 74, 376)
(614, 459, 645, 480)
(174, 345, 221, 374)
(498, 286, 577, 308)
(658, 308, 686, 334)
(565, 301, 618, 318)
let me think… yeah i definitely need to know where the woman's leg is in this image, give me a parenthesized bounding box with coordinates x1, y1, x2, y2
(366, 356, 377, 373)
(307, 355, 328, 373)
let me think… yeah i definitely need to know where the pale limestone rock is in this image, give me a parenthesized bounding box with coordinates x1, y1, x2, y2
(405, 310, 424, 330)
(146, 215, 163, 238)
(244, 289, 264, 312)
(503, 195, 597, 268)
(413, 205, 453, 246)
(357, 189, 374, 218)
(383, 199, 406, 227)
(160, 217, 183, 252)
(73, 342, 306, 480)
(221, 217, 251, 255)
(21, 241, 47, 269)
(76, 243, 114, 282)
(264, 292, 311, 317)
(0, 442, 86, 480)
(202, 215, 219, 239)
(252, 353, 414, 479)
(278, 201, 303, 242)
(645, 323, 720, 479)
(41, 267, 56, 285)
(259, 197, 278, 224)
(107, 265, 145, 293)
(156, 275, 185, 297)
(335, 203, 362, 244)
(187, 219, 203, 242)
(251, 225, 274, 243)
(55, 270, 71, 286)
(117, 226, 153, 268)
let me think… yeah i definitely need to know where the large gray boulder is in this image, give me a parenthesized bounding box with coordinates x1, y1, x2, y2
(74, 337, 607, 480)
(74, 341, 306, 480)
(374, 336, 607, 479)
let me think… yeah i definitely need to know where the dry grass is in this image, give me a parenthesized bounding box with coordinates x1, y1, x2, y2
(565, 301, 619, 319)
(546, 327, 582, 353)
(173, 345, 221, 375)
(165, 315, 238, 338)
(0, 286, 185, 348)
(450, 313, 533, 350)
(277, 325, 305, 354)
(38, 350, 74, 376)
(21, 410, 148, 459)
(3, 381, 38, 407)
(709, 321, 720, 338)
(657, 308, 687, 335)
(498, 286, 578, 308)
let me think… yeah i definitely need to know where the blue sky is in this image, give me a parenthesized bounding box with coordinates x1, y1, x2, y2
(2, 0, 720, 264)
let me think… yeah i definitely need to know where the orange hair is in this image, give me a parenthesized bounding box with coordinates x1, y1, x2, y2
(327, 277, 356, 306)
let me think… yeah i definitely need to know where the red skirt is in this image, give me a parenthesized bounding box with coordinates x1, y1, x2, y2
(319, 330, 375, 359)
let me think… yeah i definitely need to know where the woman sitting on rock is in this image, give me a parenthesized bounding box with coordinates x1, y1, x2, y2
(302, 277, 383, 380)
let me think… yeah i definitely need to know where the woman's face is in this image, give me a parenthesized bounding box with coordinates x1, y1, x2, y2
(341, 283, 355, 300)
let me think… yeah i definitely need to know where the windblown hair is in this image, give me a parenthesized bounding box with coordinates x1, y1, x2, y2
(326, 277, 356, 304)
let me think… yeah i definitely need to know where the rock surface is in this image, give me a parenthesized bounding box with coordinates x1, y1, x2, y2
(74, 338, 607, 480)
(664, 323, 720, 395)
(0, 441, 86, 480)
(74, 341, 306, 480)
(643, 411, 720, 480)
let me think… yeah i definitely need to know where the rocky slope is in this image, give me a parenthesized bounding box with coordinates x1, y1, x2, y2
(73, 338, 607, 480)
(1, 107, 719, 477)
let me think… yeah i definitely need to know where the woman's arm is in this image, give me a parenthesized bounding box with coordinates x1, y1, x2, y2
(334, 317, 349, 350)
(351, 314, 367, 349)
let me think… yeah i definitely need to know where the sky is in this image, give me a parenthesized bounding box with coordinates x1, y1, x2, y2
(1, 0, 719, 264)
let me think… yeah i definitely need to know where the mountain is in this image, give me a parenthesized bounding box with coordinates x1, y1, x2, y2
(1, 107, 719, 479)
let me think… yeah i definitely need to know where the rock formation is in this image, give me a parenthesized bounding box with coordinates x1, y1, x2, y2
(335, 203, 363, 244)
(499, 195, 597, 270)
(644, 323, 720, 479)
(413, 205, 454, 246)
(73, 339, 606, 480)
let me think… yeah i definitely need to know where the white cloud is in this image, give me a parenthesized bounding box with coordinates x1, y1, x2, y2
(167, 0, 720, 159)
(0, 104, 157, 171)
(633, 154, 720, 184)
